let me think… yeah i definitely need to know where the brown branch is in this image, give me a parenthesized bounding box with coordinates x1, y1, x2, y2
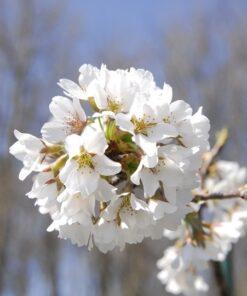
(200, 128, 228, 188)
(193, 186, 247, 202)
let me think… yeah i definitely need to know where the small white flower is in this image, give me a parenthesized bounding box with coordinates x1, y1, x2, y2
(41, 96, 87, 143)
(27, 171, 60, 216)
(87, 65, 137, 114)
(131, 145, 184, 198)
(9, 130, 47, 180)
(102, 193, 151, 229)
(157, 245, 209, 296)
(116, 100, 177, 157)
(59, 125, 121, 196)
(58, 64, 99, 100)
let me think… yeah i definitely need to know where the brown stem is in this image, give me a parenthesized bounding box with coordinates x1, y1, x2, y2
(193, 187, 247, 202)
(200, 128, 228, 188)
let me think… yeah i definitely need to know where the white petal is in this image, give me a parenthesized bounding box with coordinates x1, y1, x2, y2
(148, 123, 178, 141)
(58, 79, 86, 100)
(170, 100, 192, 122)
(115, 113, 134, 133)
(81, 125, 108, 155)
(149, 200, 177, 220)
(142, 154, 158, 168)
(163, 186, 177, 205)
(130, 194, 149, 211)
(158, 160, 183, 187)
(140, 169, 160, 197)
(134, 134, 157, 157)
(130, 161, 143, 185)
(72, 98, 87, 121)
(86, 80, 107, 109)
(49, 96, 75, 119)
(65, 134, 82, 157)
(94, 155, 121, 176)
(60, 160, 99, 195)
(41, 120, 67, 143)
(162, 83, 173, 103)
(94, 178, 117, 201)
(78, 64, 99, 88)
(19, 167, 32, 181)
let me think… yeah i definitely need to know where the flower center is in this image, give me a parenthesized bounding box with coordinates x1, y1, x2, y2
(107, 98, 122, 113)
(67, 117, 86, 135)
(163, 116, 170, 123)
(131, 116, 156, 135)
(76, 148, 94, 169)
(115, 195, 132, 226)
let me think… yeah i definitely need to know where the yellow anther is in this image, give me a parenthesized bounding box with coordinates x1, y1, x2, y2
(75, 149, 94, 169)
(131, 116, 156, 135)
(107, 99, 122, 113)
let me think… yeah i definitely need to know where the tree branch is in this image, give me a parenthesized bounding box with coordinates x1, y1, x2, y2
(193, 186, 247, 202)
(200, 128, 228, 188)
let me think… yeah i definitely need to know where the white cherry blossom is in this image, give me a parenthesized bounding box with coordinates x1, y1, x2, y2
(59, 125, 121, 196)
(9, 130, 48, 180)
(9, 64, 214, 254)
(58, 64, 99, 100)
(41, 96, 87, 143)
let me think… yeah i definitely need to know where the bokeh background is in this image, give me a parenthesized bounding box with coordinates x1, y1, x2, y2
(0, 0, 247, 295)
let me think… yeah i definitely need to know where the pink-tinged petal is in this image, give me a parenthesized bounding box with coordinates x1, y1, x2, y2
(72, 98, 87, 121)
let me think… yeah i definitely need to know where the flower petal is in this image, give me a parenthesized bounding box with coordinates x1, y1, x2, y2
(94, 155, 121, 176)
(59, 160, 99, 195)
(58, 79, 86, 100)
(115, 113, 134, 133)
(134, 134, 157, 157)
(81, 125, 108, 155)
(140, 169, 160, 197)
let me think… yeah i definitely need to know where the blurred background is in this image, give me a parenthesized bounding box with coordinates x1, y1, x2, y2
(0, 0, 247, 295)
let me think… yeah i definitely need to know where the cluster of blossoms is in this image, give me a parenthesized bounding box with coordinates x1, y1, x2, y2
(157, 160, 247, 295)
(9, 64, 210, 252)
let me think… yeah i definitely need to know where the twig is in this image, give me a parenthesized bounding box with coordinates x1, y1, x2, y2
(200, 128, 228, 188)
(193, 187, 247, 202)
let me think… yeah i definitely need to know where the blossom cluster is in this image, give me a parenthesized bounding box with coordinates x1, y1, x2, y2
(9, 64, 210, 252)
(157, 160, 247, 295)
